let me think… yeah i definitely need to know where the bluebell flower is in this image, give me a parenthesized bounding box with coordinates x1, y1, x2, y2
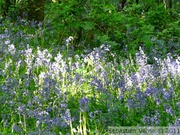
(8, 44, 16, 55)
(17, 104, 25, 114)
(176, 102, 180, 111)
(135, 47, 147, 67)
(127, 99, 134, 110)
(154, 98, 161, 106)
(4, 40, 10, 45)
(164, 104, 173, 116)
(54, 87, 62, 98)
(145, 87, 156, 97)
(163, 91, 171, 101)
(130, 72, 142, 86)
(61, 103, 67, 108)
(35, 47, 52, 67)
(142, 111, 160, 126)
(65, 36, 73, 46)
(61, 109, 71, 125)
(117, 79, 125, 89)
(174, 118, 180, 126)
(79, 97, 89, 112)
(12, 123, 22, 133)
(89, 112, 95, 120)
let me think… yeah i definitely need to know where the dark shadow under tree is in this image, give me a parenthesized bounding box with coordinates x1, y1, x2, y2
(28, 0, 44, 22)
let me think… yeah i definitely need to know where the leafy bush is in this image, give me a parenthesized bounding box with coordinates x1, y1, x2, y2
(45, 1, 179, 59)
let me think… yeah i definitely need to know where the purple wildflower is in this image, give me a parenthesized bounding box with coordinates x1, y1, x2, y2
(142, 111, 160, 126)
(12, 123, 22, 133)
(145, 87, 156, 97)
(174, 118, 180, 126)
(61, 109, 71, 125)
(79, 97, 89, 112)
(164, 104, 173, 116)
(163, 91, 171, 101)
(176, 102, 180, 111)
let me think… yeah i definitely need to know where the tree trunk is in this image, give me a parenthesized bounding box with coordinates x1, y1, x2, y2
(168, 0, 172, 17)
(28, 0, 44, 22)
(136, 0, 139, 4)
(121, 0, 126, 9)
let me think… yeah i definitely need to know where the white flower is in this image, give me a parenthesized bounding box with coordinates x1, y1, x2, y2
(35, 47, 52, 67)
(4, 59, 12, 71)
(65, 36, 74, 46)
(36, 120, 40, 128)
(39, 72, 46, 80)
(24, 46, 34, 75)
(5, 40, 10, 45)
(8, 44, 16, 55)
(136, 47, 147, 67)
(55, 52, 63, 63)
(38, 72, 46, 85)
(24, 47, 33, 57)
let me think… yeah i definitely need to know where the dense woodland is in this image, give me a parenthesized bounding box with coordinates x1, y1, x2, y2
(0, 0, 180, 134)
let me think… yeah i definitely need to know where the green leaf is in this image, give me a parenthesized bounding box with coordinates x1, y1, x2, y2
(71, 21, 82, 29)
(81, 21, 96, 31)
(75, 68, 87, 74)
(108, 41, 118, 47)
(96, 35, 109, 42)
(141, 35, 152, 47)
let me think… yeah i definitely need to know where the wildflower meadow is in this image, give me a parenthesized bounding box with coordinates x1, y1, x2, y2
(0, 0, 180, 135)
(1, 29, 180, 134)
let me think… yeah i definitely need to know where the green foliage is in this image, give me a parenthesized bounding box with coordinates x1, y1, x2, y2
(145, 4, 170, 29)
(2, 0, 178, 58)
(45, 0, 179, 59)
